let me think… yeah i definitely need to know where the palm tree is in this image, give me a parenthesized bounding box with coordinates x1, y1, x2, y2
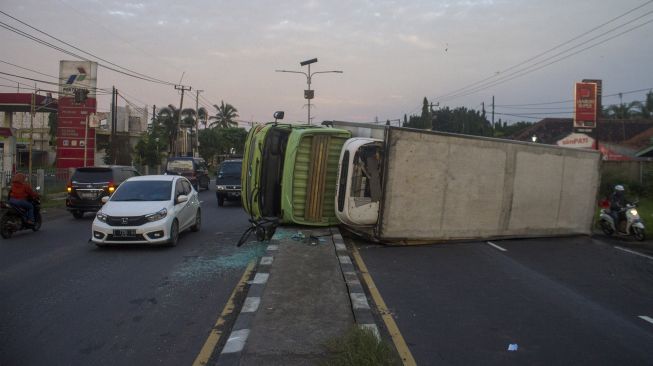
(209, 101, 239, 128)
(605, 101, 639, 119)
(158, 105, 180, 155)
(633, 90, 653, 119)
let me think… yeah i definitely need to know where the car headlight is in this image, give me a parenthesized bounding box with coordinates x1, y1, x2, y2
(145, 208, 168, 222)
(96, 211, 108, 223)
(629, 209, 638, 216)
(216, 185, 226, 190)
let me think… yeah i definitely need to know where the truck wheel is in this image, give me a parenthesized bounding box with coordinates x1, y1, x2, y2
(218, 195, 225, 207)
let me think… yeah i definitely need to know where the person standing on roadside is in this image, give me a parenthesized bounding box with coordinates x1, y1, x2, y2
(8, 173, 38, 225)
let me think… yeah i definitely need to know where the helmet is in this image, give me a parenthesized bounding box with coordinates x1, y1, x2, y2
(614, 184, 624, 192)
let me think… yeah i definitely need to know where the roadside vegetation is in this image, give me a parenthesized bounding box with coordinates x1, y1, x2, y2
(321, 326, 400, 366)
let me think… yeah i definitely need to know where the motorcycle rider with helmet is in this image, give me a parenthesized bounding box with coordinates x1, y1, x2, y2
(8, 173, 39, 225)
(609, 184, 629, 231)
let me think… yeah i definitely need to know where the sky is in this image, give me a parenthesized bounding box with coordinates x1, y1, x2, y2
(1, 0, 653, 126)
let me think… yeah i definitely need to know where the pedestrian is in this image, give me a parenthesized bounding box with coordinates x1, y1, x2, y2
(8, 173, 38, 225)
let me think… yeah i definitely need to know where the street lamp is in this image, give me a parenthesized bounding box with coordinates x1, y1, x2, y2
(276, 58, 342, 125)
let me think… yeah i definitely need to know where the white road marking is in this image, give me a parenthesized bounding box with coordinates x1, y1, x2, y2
(614, 246, 653, 261)
(241, 297, 261, 313)
(486, 241, 507, 252)
(221, 329, 250, 354)
(339, 255, 352, 264)
(267, 244, 279, 251)
(350, 293, 370, 310)
(251, 273, 269, 284)
(260, 256, 273, 265)
(639, 315, 653, 325)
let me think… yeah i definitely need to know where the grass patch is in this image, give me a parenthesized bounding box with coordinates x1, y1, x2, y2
(321, 326, 400, 366)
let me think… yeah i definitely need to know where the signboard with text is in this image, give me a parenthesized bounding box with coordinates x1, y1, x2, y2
(56, 61, 98, 169)
(556, 132, 596, 149)
(574, 82, 598, 129)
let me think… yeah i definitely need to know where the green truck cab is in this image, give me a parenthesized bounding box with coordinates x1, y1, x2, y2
(241, 122, 351, 226)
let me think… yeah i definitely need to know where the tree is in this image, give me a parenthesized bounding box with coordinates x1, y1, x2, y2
(605, 101, 639, 119)
(633, 90, 653, 119)
(209, 101, 239, 128)
(198, 127, 247, 163)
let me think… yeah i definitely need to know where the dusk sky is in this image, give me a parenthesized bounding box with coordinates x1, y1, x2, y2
(1, 0, 652, 126)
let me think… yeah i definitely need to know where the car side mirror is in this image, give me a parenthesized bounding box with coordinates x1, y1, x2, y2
(177, 194, 188, 204)
(101, 196, 110, 204)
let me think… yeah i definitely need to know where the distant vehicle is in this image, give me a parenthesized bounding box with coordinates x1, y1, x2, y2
(215, 159, 242, 207)
(165, 157, 210, 191)
(66, 166, 140, 219)
(91, 175, 201, 247)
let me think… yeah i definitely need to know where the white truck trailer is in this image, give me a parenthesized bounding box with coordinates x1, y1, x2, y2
(325, 121, 602, 244)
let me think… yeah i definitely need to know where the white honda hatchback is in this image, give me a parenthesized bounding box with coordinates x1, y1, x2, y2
(91, 175, 201, 246)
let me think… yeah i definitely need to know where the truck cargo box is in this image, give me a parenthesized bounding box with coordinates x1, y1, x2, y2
(334, 126, 602, 244)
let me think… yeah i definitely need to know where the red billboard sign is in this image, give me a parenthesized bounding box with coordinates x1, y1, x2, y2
(574, 82, 598, 129)
(56, 61, 98, 169)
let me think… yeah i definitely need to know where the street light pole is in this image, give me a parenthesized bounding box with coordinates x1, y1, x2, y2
(276, 58, 342, 125)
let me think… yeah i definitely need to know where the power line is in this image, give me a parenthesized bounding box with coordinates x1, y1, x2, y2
(439, 14, 653, 101)
(0, 70, 112, 93)
(435, 1, 653, 101)
(0, 12, 179, 86)
(0, 58, 58, 79)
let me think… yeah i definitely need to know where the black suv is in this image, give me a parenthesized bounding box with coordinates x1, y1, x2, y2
(66, 166, 140, 219)
(165, 157, 210, 191)
(215, 159, 242, 206)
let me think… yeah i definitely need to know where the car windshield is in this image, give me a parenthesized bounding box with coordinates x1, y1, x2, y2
(219, 163, 242, 175)
(72, 169, 112, 183)
(111, 181, 172, 201)
(167, 160, 193, 172)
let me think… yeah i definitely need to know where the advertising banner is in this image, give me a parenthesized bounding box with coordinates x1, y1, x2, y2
(56, 61, 98, 169)
(574, 82, 598, 129)
(556, 132, 596, 149)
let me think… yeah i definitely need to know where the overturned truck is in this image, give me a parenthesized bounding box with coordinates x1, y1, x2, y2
(328, 122, 602, 244)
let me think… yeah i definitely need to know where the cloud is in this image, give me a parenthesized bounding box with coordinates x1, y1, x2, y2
(268, 20, 319, 33)
(398, 34, 436, 50)
(108, 10, 135, 18)
(124, 2, 145, 9)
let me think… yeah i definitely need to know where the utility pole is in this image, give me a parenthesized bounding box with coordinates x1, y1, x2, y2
(491, 95, 495, 134)
(28, 87, 35, 182)
(111, 86, 117, 164)
(194, 89, 203, 157)
(174, 84, 191, 156)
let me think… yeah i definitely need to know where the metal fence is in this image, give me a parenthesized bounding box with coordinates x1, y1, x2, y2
(1, 168, 73, 197)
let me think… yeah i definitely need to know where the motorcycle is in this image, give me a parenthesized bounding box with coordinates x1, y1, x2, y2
(599, 202, 646, 241)
(0, 187, 42, 239)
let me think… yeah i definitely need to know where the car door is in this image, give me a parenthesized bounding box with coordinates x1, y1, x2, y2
(178, 178, 195, 229)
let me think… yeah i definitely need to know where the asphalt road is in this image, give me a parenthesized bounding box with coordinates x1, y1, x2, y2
(356, 235, 653, 366)
(0, 186, 262, 366)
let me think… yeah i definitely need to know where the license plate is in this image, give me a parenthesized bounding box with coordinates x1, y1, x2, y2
(228, 193, 241, 198)
(79, 192, 97, 199)
(113, 229, 136, 237)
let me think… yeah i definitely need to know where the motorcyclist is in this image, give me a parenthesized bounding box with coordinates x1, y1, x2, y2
(8, 173, 39, 225)
(609, 184, 628, 230)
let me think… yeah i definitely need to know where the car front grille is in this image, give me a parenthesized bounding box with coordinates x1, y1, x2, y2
(106, 234, 147, 241)
(106, 215, 148, 227)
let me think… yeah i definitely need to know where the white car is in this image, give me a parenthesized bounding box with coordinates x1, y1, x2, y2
(91, 175, 201, 246)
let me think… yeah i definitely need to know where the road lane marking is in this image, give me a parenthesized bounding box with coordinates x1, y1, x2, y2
(614, 246, 653, 261)
(192, 260, 255, 366)
(639, 316, 653, 325)
(351, 245, 417, 366)
(486, 241, 507, 252)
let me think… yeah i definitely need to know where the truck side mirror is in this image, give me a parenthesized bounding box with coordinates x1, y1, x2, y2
(273, 111, 284, 121)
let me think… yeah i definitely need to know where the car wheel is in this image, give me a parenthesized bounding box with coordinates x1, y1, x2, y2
(72, 210, 84, 219)
(218, 194, 225, 207)
(167, 220, 179, 246)
(190, 209, 201, 232)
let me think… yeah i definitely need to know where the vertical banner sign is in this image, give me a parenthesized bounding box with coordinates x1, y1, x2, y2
(56, 60, 98, 169)
(574, 82, 598, 129)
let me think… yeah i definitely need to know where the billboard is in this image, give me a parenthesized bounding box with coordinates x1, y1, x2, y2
(56, 61, 98, 169)
(574, 82, 598, 129)
(556, 132, 596, 149)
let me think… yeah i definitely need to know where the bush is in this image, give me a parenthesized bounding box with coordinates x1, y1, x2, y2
(321, 326, 400, 366)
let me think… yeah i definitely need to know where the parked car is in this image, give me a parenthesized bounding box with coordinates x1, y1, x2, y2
(66, 166, 140, 219)
(165, 157, 210, 191)
(91, 175, 201, 247)
(215, 159, 242, 206)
